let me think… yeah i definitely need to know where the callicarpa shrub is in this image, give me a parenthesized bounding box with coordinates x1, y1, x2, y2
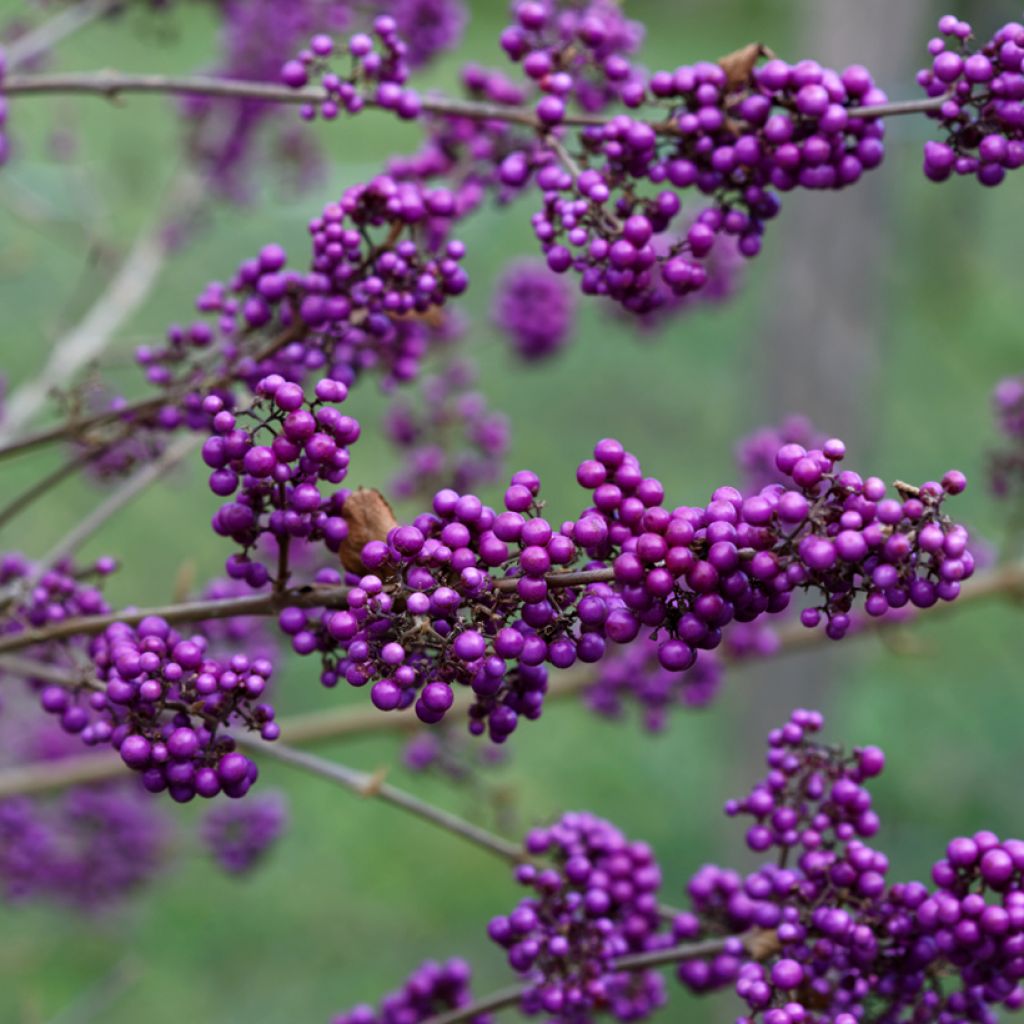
(0, 2, 1023, 1021)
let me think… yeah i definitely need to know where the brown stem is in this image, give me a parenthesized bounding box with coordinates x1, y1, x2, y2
(26, 433, 201, 588)
(235, 739, 525, 863)
(1, 70, 940, 132)
(2, 554, 1022, 658)
(0, 453, 92, 532)
(0, 394, 171, 463)
(1, 552, 1022, 798)
(0, 320, 302, 465)
(0, 569, 621, 654)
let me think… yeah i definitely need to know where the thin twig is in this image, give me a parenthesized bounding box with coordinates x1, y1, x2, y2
(44, 955, 140, 1024)
(1, 553, 1022, 657)
(421, 985, 525, 1024)
(0, 569, 623, 654)
(848, 95, 947, 119)
(0, 452, 92, 531)
(0, 551, 1022, 799)
(0, 318, 302, 465)
(237, 739, 524, 863)
(27, 432, 200, 587)
(0, 582, 349, 654)
(0, 174, 205, 445)
(0, 393, 170, 462)
(5, 0, 118, 70)
(0, 70, 940, 130)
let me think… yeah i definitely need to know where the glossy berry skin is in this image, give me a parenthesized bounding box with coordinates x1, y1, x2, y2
(36, 615, 276, 803)
(489, 811, 666, 1021)
(918, 17, 1024, 186)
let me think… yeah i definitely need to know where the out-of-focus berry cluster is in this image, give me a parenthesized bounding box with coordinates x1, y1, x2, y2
(331, 958, 486, 1024)
(200, 790, 288, 873)
(990, 375, 1024, 498)
(492, 260, 577, 362)
(384, 358, 509, 502)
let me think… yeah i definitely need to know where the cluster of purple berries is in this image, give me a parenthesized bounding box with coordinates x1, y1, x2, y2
(37, 615, 275, 802)
(331, 958, 485, 1024)
(384, 358, 510, 502)
(203, 375, 356, 588)
(673, 709, 1024, 1024)
(140, 243, 447, 418)
(281, 706, 1024, 1022)
(524, 53, 885, 313)
(488, 811, 665, 1020)
(286, 470, 563, 742)
(0, 553, 115, 636)
(271, 435, 969, 742)
(724, 708, 883, 857)
(500, 0, 647, 118)
(491, 259, 577, 361)
(918, 16, 1024, 185)
(200, 790, 288, 874)
(308, 175, 468, 324)
(179, 0, 466, 199)
(990, 375, 1024, 497)
(281, 18, 422, 122)
(618, 217, 745, 331)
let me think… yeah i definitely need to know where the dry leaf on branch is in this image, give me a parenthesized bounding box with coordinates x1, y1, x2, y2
(718, 42, 774, 90)
(339, 487, 399, 575)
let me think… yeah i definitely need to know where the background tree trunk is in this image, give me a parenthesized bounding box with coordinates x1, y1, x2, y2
(736, 0, 930, 759)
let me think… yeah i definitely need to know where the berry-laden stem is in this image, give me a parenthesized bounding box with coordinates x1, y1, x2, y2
(0, 568, 622, 654)
(0, 320, 303, 465)
(234, 738, 525, 864)
(0, 70, 947, 130)
(2, 556, 1022, 658)
(0, 452, 96, 532)
(3, 550, 1024, 799)
(0, 657, 583, 798)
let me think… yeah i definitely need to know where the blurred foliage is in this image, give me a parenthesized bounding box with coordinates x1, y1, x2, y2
(0, 1, 1022, 1021)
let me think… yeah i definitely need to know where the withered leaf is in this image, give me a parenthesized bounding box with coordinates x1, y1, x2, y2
(746, 927, 782, 961)
(339, 487, 399, 575)
(718, 42, 773, 90)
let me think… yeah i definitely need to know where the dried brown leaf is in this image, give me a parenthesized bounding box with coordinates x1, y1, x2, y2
(339, 487, 399, 575)
(718, 42, 773, 90)
(747, 927, 782, 960)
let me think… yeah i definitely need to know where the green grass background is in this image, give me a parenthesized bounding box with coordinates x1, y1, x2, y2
(0, 1, 1022, 1021)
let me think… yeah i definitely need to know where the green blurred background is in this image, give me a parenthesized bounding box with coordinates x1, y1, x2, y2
(0, 0, 1022, 1020)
